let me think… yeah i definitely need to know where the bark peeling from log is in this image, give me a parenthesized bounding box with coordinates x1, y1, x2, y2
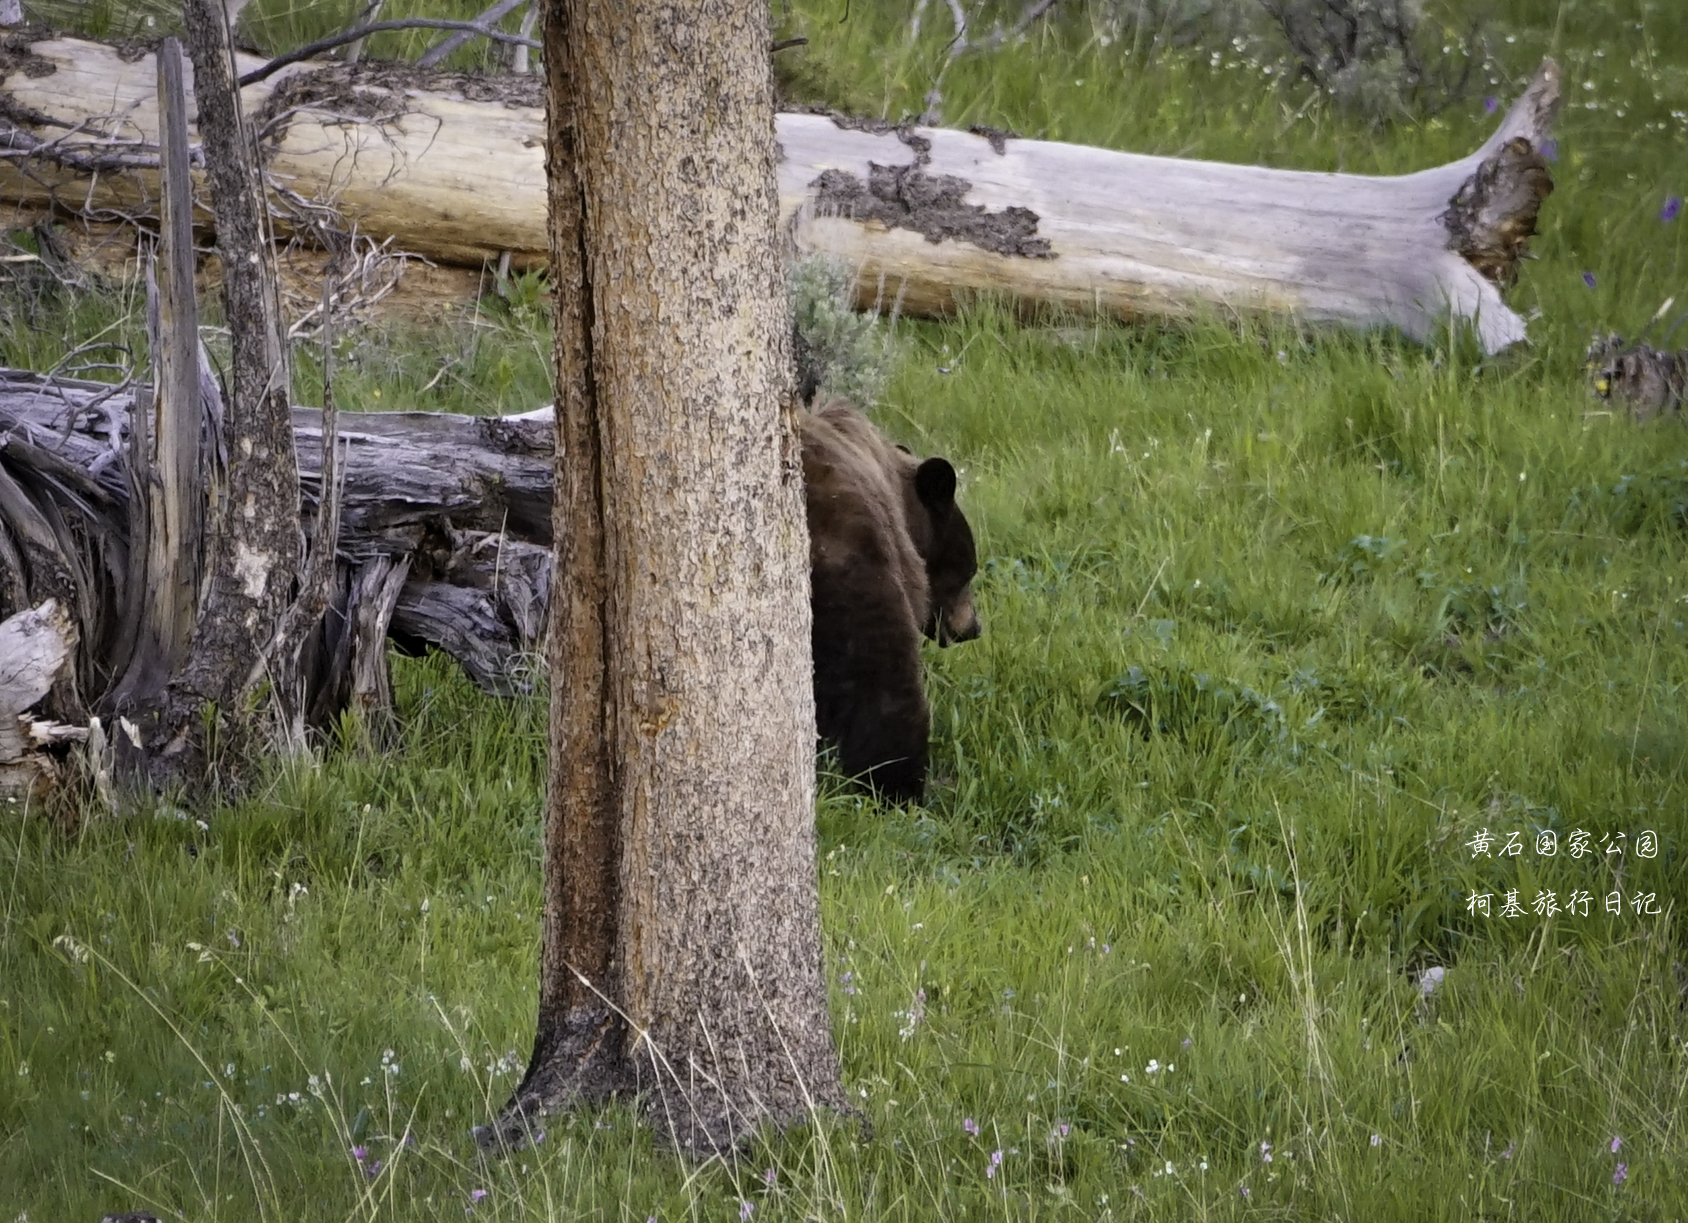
(967, 124, 1017, 155)
(1441, 137, 1554, 287)
(0, 30, 55, 80)
(811, 164, 1054, 259)
(254, 60, 542, 145)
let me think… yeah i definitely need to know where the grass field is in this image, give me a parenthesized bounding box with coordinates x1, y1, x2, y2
(4, 0, 1687, 1218)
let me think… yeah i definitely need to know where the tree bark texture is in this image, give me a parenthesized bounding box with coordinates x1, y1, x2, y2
(1, 36, 1559, 354)
(506, 0, 846, 1156)
(1586, 334, 1688, 422)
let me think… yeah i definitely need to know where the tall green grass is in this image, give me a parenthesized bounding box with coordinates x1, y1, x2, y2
(4, 0, 1688, 1217)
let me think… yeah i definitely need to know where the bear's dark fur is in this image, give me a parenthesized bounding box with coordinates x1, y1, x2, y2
(801, 398, 980, 802)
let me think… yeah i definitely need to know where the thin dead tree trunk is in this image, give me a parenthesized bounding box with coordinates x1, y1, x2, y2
(492, 0, 846, 1156)
(343, 0, 387, 66)
(0, 13, 334, 799)
(108, 0, 303, 781)
(107, 39, 203, 716)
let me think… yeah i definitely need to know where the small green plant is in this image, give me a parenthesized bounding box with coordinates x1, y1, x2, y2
(790, 254, 896, 407)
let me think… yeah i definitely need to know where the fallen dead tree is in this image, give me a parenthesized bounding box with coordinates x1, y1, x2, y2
(2, 34, 1560, 353)
(0, 9, 563, 804)
(0, 365, 549, 792)
(0, 368, 552, 711)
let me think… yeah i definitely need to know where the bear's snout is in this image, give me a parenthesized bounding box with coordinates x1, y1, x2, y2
(933, 593, 981, 647)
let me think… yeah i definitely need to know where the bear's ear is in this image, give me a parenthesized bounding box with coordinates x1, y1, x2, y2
(914, 457, 957, 508)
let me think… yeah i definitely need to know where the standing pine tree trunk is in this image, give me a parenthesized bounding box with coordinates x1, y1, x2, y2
(492, 0, 846, 1155)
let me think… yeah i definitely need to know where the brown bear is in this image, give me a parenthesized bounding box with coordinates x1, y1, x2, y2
(800, 398, 980, 802)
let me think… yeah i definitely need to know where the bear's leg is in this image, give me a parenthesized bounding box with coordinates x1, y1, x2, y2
(811, 583, 930, 803)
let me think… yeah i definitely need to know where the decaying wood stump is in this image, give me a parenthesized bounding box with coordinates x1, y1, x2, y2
(1586, 334, 1688, 422)
(1, 35, 1560, 353)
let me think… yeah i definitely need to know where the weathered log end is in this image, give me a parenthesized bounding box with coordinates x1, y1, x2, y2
(1442, 137, 1554, 287)
(1441, 58, 1561, 288)
(1586, 334, 1688, 423)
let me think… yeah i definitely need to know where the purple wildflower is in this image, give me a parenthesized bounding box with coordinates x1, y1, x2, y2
(1484, 96, 1499, 114)
(367, 1159, 382, 1177)
(1540, 138, 1558, 161)
(1660, 196, 1680, 222)
(1583, 272, 1598, 289)
(1501, 1141, 1515, 1159)
(986, 1149, 1003, 1179)
(351, 1145, 367, 1162)
(469, 1190, 488, 1205)
(1613, 1163, 1628, 1186)
(963, 1117, 979, 1136)
(739, 1201, 754, 1221)
(763, 1167, 776, 1186)
(1240, 1185, 1250, 1199)
(1611, 1136, 1622, 1154)
(1260, 1140, 1272, 1163)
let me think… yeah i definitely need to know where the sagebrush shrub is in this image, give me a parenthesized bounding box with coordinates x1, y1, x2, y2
(789, 255, 896, 407)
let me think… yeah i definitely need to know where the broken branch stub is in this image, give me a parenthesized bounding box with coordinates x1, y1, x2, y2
(0, 39, 1562, 352)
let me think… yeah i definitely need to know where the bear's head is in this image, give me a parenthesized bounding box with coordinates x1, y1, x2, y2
(907, 456, 981, 647)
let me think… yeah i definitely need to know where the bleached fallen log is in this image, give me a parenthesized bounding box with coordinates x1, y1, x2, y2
(1, 36, 1558, 352)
